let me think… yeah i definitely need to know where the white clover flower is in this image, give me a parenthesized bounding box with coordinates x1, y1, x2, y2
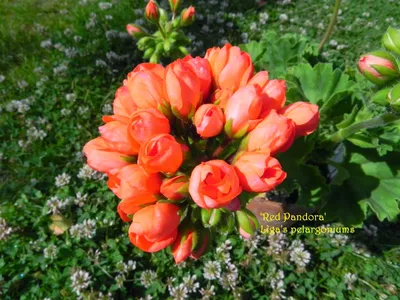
(166, 277, 176, 293)
(183, 274, 199, 293)
(102, 104, 112, 114)
(64, 28, 72, 36)
(74, 35, 82, 42)
(74, 192, 88, 207)
(61, 108, 71, 116)
(331, 233, 348, 246)
(53, 64, 68, 75)
(69, 219, 96, 239)
(279, 14, 288, 22)
(55, 172, 71, 187)
(267, 232, 288, 255)
(96, 59, 107, 68)
(98, 292, 113, 300)
(200, 285, 215, 300)
(0, 75, 5, 83)
(17, 80, 28, 89)
(140, 270, 157, 288)
(169, 283, 188, 300)
(289, 240, 304, 251)
(259, 12, 269, 25)
(77, 164, 105, 181)
(329, 40, 338, 48)
(290, 248, 311, 268)
(250, 22, 258, 31)
(65, 48, 77, 58)
(46, 196, 65, 215)
(43, 245, 57, 259)
(99, 2, 112, 10)
(115, 274, 126, 288)
(0, 218, 13, 241)
(70, 270, 91, 295)
(54, 43, 65, 52)
(105, 15, 113, 20)
(203, 261, 221, 280)
(40, 40, 52, 48)
(65, 93, 76, 102)
(270, 269, 285, 289)
(344, 273, 357, 290)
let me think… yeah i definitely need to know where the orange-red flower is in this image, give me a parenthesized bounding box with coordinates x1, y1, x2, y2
(181, 6, 196, 26)
(160, 175, 189, 200)
(129, 203, 180, 252)
(99, 120, 140, 155)
(279, 102, 320, 137)
(247, 110, 295, 155)
(189, 160, 242, 209)
(210, 88, 233, 110)
(224, 85, 266, 138)
(131, 63, 165, 79)
(248, 72, 286, 111)
(145, 0, 159, 23)
(117, 194, 158, 222)
(205, 43, 253, 92)
(125, 68, 165, 110)
(105, 86, 137, 123)
(127, 108, 170, 146)
(183, 55, 212, 100)
(83, 137, 131, 175)
(164, 59, 201, 118)
(171, 228, 195, 263)
(234, 151, 287, 192)
(107, 164, 162, 200)
(194, 104, 224, 138)
(138, 134, 183, 174)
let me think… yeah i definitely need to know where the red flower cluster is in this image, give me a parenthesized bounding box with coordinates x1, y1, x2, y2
(83, 44, 320, 263)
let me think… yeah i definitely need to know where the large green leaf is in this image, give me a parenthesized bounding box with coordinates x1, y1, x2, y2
(240, 31, 319, 78)
(285, 63, 355, 118)
(321, 145, 400, 226)
(277, 137, 330, 208)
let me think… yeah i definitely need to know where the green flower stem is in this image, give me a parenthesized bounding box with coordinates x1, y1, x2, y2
(156, 22, 167, 39)
(330, 113, 400, 143)
(318, 0, 342, 53)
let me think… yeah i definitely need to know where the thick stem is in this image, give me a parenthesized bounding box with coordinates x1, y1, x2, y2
(318, 0, 342, 53)
(156, 22, 167, 39)
(330, 113, 400, 143)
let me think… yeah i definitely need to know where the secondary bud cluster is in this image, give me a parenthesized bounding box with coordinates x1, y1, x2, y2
(126, 0, 196, 63)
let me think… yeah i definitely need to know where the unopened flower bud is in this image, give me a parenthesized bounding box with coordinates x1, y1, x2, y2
(372, 88, 391, 106)
(169, 0, 182, 13)
(180, 6, 195, 27)
(382, 26, 400, 56)
(358, 51, 399, 85)
(388, 83, 400, 111)
(160, 175, 189, 200)
(145, 0, 160, 23)
(236, 209, 259, 239)
(126, 24, 147, 38)
(201, 208, 222, 227)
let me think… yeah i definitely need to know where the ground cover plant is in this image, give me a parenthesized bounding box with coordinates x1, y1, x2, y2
(1, 0, 399, 299)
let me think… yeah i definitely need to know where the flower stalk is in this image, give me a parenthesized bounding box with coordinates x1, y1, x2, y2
(330, 112, 400, 143)
(318, 0, 342, 53)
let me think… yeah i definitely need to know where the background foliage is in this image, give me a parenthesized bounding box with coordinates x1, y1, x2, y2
(0, 0, 399, 299)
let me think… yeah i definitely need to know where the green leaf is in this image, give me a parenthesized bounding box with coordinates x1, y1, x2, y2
(285, 63, 355, 118)
(321, 145, 400, 226)
(276, 137, 329, 207)
(240, 31, 319, 78)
